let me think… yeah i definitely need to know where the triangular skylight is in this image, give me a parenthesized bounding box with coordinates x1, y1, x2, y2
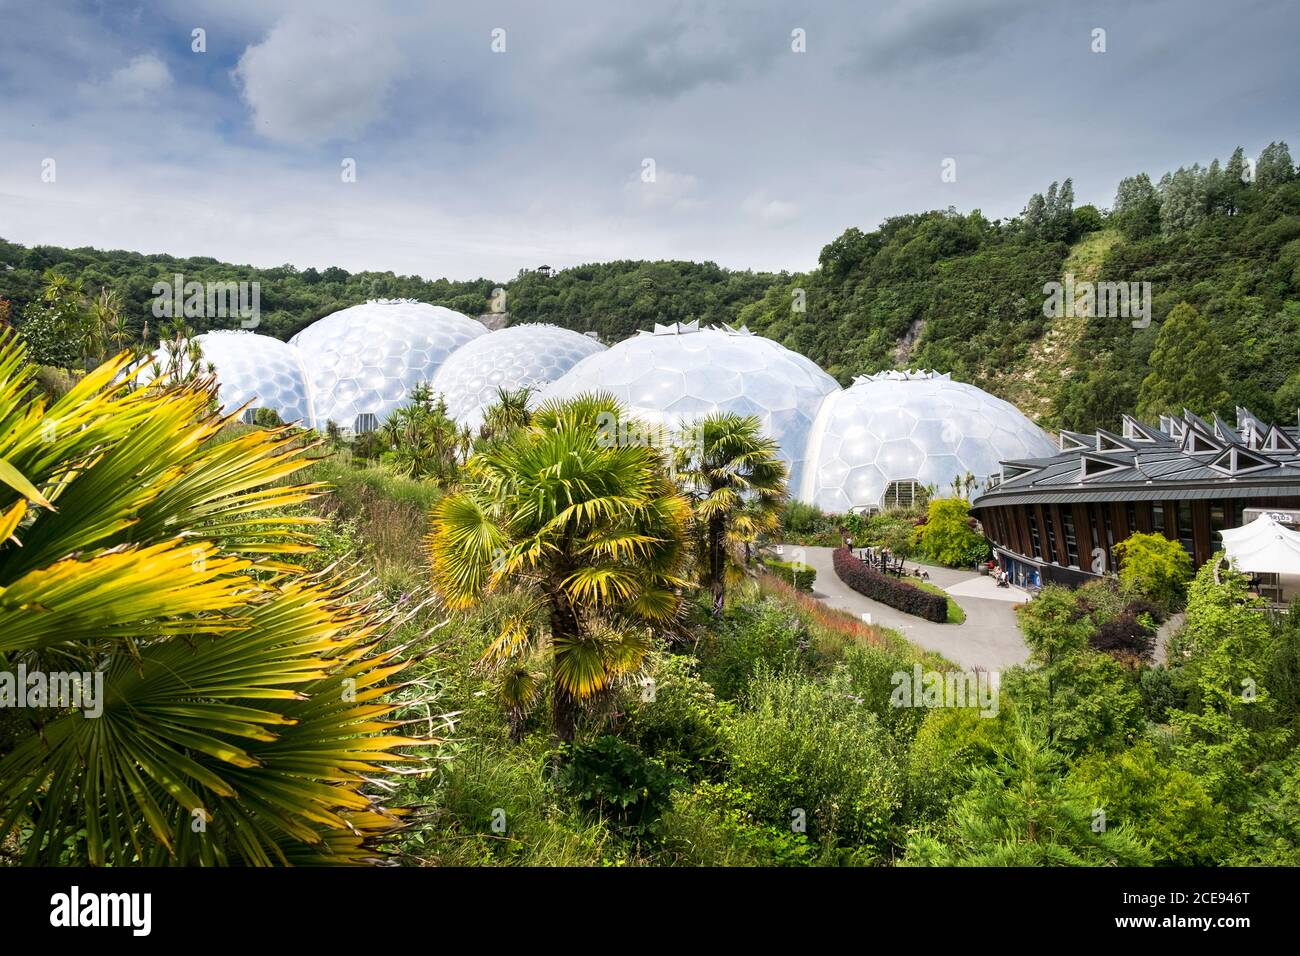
(1213, 415, 1242, 444)
(1208, 444, 1279, 476)
(1181, 428, 1224, 454)
(1080, 453, 1130, 480)
(1059, 430, 1093, 452)
(1096, 429, 1136, 452)
(1262, 426, 1299, 453)
(1121, 415, 1165, 443)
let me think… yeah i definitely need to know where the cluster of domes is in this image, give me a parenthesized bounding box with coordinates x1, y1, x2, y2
(187, 300, 599, 434)
(192, 305, 1054, 512)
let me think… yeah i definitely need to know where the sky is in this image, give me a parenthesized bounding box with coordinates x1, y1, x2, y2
(1, 0, 1297, 282)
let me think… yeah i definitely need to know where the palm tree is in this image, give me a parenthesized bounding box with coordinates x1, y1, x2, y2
(478, 385, 534, 443)
(0, 330, 428, 865)
(380, 383, 460, 480)
(673, 412, 787, 617)
(429, 392, 690, 741)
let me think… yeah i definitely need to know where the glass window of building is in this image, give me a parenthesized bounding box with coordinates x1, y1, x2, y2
(1177, 502, 1195, 559)
(1062, 509, 1079, 567)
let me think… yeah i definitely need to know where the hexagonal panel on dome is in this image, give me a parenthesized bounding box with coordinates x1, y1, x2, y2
(189, 330, 311, 426)
(800, 370, 1055, 512)
(538, 323, 840, 491)
(290, 299, 487, 431)
(428, 324, 605, 430)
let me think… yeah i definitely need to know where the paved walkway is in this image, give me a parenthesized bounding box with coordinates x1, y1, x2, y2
(775, 545, 1030, 671)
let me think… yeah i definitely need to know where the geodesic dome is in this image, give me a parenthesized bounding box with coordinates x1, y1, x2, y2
(289, 299, 487, 432)
(537, 321, 840, 491)
(799, 370, 1057, 512)
(189, 330, 312, 426)
(429, 324, 606, 430)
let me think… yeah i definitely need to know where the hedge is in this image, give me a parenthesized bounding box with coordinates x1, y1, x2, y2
(763, 558, 816, 592)
(831, 547, 947, 623)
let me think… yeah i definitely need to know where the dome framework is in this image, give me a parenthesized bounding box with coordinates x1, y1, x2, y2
(536, 321, 841, 493)
(800, 370, 1057, 513)
(429, 323, 605, 430)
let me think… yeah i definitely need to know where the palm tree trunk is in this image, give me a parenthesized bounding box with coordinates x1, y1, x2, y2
(547, 589, 582, 742)
(709, 514, 726, 618)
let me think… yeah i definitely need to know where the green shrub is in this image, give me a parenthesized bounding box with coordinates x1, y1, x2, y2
(865, 511, 920, 557)
(1002, 651, 1145, 755)
(401, 741, 615, 866)
(906, 706, 1011, 821)
(653, 783, 815, 866)
(918, 497, 988, 567)
(698, 597, 805, 700)
(763, 558, 815, 591)
(903, 712, 1152, 866)
(836, 642, 929, 742)
(1232, 748, 1300, 865)
(1112, 532, 1193, 611)
(620, 654, 731, 779)
(1068, 741, 1231, 865)
(724, 668, 905, 854)
(782, 499, 831, 535)
(552, 736, 680, 834)
(1139, 665, 1187, 723)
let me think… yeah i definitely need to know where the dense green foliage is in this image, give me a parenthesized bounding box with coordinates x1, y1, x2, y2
(8, 139, 1300, 869)
(1112, 532, 1194, 611)
(918, 497, 989, 567)
(761, 558, 815, 591)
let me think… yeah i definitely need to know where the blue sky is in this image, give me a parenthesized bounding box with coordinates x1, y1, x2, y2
(1, 0, 1297, 280)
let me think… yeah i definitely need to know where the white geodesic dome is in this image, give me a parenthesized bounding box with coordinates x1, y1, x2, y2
(799, 370, 1057, 512)
(189, 330, 312, 426)
(537, 322, 840, 491)
(429, 323, 606, 430)
(289, 299, 487, 432)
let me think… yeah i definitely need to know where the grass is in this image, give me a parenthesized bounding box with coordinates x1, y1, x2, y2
(301, 451, 443, 576)
(912, 580, 966, 624)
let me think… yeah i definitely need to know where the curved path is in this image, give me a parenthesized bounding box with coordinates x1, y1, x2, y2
(777, 545, 1030, 671)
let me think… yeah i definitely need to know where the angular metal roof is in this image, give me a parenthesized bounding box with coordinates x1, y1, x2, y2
(972, 407, 1300, 508)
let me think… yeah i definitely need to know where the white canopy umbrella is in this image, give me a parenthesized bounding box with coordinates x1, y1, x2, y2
(1218, 514, 1300, 574)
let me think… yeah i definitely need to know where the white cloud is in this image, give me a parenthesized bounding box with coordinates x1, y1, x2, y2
(233, 14, 403, 144)
(624, 168, 703, 212)
(742, 191, 800, 226)
(80, 54, 173, 102)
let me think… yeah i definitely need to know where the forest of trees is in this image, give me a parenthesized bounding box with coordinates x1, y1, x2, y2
(2, 139, 1297, 433)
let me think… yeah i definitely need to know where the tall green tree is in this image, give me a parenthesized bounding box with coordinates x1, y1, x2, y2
(673, 412, 787, 618)
(1167, 559, 1290, 803)
(1010, 587, 1144, 753)
(1136, 303, 1230, 420)
(428, 393, 690, 740)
